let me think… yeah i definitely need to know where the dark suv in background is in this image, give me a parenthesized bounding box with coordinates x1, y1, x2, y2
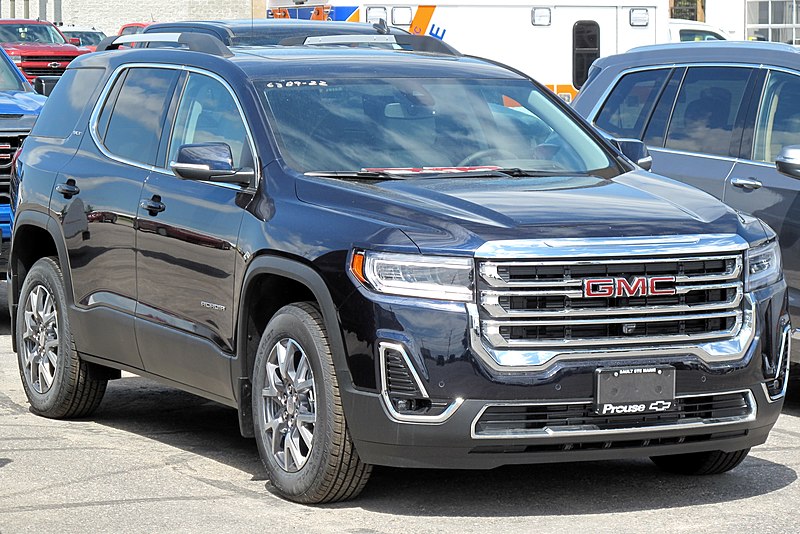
(6, 32, 790, 503)
(573, 41, 800, 363)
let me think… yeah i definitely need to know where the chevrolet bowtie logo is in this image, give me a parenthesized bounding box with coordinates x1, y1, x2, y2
(48, 62, 61, 69)
(648, 401, 673, 412)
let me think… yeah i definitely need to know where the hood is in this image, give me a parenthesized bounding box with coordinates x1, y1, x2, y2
(3, 42, 86, 55)
(295, 170, 766, 254)
(0, 90, 45, 115)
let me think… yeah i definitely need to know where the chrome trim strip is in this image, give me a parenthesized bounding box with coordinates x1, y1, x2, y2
(467, 294, 756, 371)
(475, 234, 748, 260)
(481, 290, 742, 318)
(87, 62, 260, 188)
(649, 146, 740, 163)
(378, 342, 463, 424)
(484, 309, 739, 328)
(480, 254, 741, 287)
(764, 323, 792, 403)
(379, 342, 430, 399)
(470, 389, 756, 440)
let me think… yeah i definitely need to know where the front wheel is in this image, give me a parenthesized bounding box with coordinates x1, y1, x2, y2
(16, 257, 107, 418)
(650, 448, 750, 475)
(252, 302, 371, 503)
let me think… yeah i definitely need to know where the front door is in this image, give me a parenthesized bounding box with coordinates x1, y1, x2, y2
(134, 71, 254, 400)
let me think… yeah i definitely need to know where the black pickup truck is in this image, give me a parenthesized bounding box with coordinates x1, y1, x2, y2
(5, 31, 791, 503)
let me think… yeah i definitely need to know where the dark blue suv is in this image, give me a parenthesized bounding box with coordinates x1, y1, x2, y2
(6, 32, 791, 503)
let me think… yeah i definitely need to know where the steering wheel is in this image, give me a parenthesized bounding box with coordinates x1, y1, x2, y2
(457, 148, 517, 167)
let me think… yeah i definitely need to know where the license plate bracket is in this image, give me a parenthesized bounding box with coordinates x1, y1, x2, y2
(595, 366, 676, 415)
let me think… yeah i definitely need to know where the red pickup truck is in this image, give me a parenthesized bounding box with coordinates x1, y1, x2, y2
(0, 19, 89, 83)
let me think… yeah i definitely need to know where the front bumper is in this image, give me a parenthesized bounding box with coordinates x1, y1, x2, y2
(338, 280, 789, 469)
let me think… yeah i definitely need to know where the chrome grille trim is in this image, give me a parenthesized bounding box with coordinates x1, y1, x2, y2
(470, 389, 757, 440)
(468, 235, 754, 371)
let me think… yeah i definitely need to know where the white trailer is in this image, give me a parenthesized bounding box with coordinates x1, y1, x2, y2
(269, 0, 672, 102)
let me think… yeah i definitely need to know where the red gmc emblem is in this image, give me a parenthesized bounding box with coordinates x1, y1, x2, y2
(583, 276, 677, 298)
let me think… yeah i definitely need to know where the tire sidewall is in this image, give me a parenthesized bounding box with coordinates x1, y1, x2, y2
(252, 305, 336, 498)
(16, 258, 74, 415)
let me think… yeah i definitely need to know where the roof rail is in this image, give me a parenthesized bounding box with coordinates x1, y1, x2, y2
(95, 32, 234, 58)
(282, 33, 461, 56)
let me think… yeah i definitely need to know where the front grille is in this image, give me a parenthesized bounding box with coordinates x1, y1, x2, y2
(477, 254, 744, 349)
(473, 391, 752, 438)
(22, 56, 75, 62)
(0, 134, 25, 192)
(21, 67, 66, 77)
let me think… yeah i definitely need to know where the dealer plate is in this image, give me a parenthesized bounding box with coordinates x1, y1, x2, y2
(595, 366, 676, 415)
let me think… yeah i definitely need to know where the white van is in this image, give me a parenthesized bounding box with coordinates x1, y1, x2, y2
(269, 1, 727, 102)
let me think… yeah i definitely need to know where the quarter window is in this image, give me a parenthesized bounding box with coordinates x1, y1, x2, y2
(30, 68, 105, 139)
(594, 69, 670, 139)
(167, 73, 252, 170)
(753, 70, 800, 162)
(100, 67, 179, 166)
(665, 67, 752, 157)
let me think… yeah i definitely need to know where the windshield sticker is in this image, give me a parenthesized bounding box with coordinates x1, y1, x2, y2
(265, 81, 329, 88)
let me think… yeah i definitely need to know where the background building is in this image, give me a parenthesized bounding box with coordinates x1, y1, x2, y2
(0, 0, 267, 36)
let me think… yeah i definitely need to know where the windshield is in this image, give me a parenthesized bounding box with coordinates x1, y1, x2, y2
(0, 24, 66, 44)
(62, 30, 106, 46)
(258, 77, 620, 176)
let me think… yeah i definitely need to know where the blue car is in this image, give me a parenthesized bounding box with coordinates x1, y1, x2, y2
(0, 46, 45, 265)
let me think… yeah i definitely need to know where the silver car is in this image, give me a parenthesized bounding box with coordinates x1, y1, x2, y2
(573, 41, 800, 363)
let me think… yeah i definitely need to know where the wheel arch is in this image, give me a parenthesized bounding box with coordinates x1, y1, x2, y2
(235, 254, 351, 436)
(8, 211, 73, 352)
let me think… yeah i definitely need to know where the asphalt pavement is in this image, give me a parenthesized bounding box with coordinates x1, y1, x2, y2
(1, 296, 800, 533)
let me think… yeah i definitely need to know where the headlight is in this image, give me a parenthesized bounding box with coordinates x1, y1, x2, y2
(350, 250, 473, 301)
(9, 54, 21, 64)
(746, 240, 782, 291)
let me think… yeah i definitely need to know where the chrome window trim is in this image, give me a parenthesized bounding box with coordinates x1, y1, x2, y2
(648, 146, 740, 163)
(88, 62, 260, 189)
(470, 389, 756, 440)
(378, 341, 464, 425)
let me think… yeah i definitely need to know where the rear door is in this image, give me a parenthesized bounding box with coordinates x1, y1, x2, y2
(51, 65, 179, 369)
(134, 70, 253, 401)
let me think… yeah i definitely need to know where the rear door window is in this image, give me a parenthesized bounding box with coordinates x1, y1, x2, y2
(664, 66, 752, 157)
(594, 69, 670, 139)
(98, 67, 179, 166)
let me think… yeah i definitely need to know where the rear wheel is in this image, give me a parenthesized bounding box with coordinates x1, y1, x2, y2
(252, 302, 371, 503)
(651, 448, 750, 475)
(16, 257, 107, 418)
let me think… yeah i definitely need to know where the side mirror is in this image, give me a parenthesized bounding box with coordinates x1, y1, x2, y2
(776, 145, 800, 179)
(34, 76, 60, 96)
(611, 138, 652, 171)
(68, 37, 82, 46)
(170, 143, 253, 185)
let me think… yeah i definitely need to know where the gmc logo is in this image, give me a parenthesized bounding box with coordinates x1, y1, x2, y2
(583, 276, 677, 298)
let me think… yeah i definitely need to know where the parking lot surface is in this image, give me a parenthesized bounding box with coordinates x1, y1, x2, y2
(1, 297, 800, 533)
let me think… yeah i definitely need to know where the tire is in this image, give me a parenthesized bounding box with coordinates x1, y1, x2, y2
(650, 448, 750, 475)
(252, 302, 372, 503)
(16, 257, 107, 418)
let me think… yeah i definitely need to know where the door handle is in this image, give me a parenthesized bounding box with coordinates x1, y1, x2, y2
(140, 196, 166, 216)
(55, 180, 80, 199)
(731, 177, 763, 191)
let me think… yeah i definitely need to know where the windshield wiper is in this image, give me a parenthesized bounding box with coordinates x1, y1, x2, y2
(491, 168, 577, 177)
(305, 171, 412, 180)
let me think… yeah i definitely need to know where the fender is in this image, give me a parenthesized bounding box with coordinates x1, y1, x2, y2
(7, 210, 74, 351)
(234, 254, 352, 437)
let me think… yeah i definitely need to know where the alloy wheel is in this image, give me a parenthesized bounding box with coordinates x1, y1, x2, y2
(22, 284, 59, 394)
(260, 337, 317, 472)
